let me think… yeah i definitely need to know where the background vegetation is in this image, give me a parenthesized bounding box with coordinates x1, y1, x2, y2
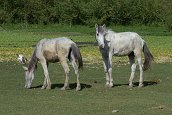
(0, 0, 172, 30)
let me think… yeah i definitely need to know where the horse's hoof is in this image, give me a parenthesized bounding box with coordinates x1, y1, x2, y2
(76, 87, 81, 91)
(129, 84, 133, 88)
(46, 86, 51, 89)
(138, 84, 144, 88)
(76, 84, 81, 91)
(41, 86, 46, 89)
(61, 87, 66, 90)
(105, 82, 110, 87)
(109, 83, 114, 88)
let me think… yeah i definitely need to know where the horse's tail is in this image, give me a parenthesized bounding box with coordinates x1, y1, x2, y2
(70, 43, 83, 69)
(143, 42, 154, 71)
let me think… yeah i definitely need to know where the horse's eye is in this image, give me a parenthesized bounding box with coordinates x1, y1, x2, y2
(96, 33, 99, 36)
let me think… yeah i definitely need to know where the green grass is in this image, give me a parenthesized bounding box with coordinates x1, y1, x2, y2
(0, 25, 172, 114)
(0, 62, 172, 115)
(0, 24, 172, 63)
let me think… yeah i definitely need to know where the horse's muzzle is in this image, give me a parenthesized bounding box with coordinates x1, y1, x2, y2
(99, 44, 105, 48)
(25, 85, 31, 89)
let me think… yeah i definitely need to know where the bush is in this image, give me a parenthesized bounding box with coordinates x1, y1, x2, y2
(0, 0, 171, 30)
(161, 0, 172, 31)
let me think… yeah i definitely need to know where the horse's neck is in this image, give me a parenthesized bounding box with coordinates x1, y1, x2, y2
(105, 30, 116, 41)
(100, 33, 110, 53)
(28, 49, 38, 72)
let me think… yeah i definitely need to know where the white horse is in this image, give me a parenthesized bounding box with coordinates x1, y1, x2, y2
(95, 24, 153, 88)
(20, 37, 83, 91)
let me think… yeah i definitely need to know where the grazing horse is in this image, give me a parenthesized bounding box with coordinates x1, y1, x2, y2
(21, 37, 83, 91)
(95, 24, 153, 88)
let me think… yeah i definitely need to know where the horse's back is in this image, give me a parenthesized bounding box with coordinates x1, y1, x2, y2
(109, 32, 144, 56)
(36, 37, 74, 62)
(115, 32, 140, 40)
(55, 37, 74, 46)
(40, 37, 73, 49)
(113, 32, 144, 45)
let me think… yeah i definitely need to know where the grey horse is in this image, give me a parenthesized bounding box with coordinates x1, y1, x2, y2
(95, 24, 153, 88)
(21, 37, 83, 91)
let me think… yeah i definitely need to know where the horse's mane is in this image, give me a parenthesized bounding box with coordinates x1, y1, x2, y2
(28, 48, 38, 72)
(106, 29, 116, 34)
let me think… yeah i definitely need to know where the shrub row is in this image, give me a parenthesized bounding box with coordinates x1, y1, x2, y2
(0, 0, 172, 30)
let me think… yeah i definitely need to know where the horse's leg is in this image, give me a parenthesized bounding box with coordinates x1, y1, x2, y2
(108, 52, 113, 87)
(41, 62, 49, 89)
(41, 77, 47, 89)
(103, 60, 109, 86)
(40, 60, 51, 89)
(128, 52, 136, 88)
(137, 56, 144, 88)
(60, 60, 70, 90)
(103, 54, 113, 87)
(135, 50, 144, 87)
(71, 58, 81, 91)
(102, 56, 111, 87)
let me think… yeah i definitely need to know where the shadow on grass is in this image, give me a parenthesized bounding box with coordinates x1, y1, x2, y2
(134, 81, 158, 87)
(32, 83, 92, 91)
(32, 81, 157, 89)
(114, 80, 158, 87)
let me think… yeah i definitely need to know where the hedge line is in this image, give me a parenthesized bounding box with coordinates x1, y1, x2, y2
(0, 0, 172, 30)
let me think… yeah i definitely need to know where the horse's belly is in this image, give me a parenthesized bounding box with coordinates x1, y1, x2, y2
(43, 51, 59, 62)
(113, 50, 132, 56)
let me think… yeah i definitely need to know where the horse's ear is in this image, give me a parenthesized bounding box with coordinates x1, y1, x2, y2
(102, 24, 106, 28)
(22, 66, 28, 71)
(95, 24, 98, 28)
(17, 54, 28, 64)
(23, 57, 28, 64)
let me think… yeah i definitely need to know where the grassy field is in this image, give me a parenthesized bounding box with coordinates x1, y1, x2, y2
(0, 24, 172, 63)
(0, 24, 172, 114)
(0, 62, 172, 115)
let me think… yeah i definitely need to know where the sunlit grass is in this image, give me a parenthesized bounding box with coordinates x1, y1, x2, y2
(0, 25, 172, 63)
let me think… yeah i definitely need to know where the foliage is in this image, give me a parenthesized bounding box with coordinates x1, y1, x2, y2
(161, 0, 172, 31)
(0, 0, 172, 30)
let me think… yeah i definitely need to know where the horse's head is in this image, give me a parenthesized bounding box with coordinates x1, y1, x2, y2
(17, 54, 34, 89)
(23, 66, 34, 89)
(95, 24, 107, 48)
(17, 54, 27, 64)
